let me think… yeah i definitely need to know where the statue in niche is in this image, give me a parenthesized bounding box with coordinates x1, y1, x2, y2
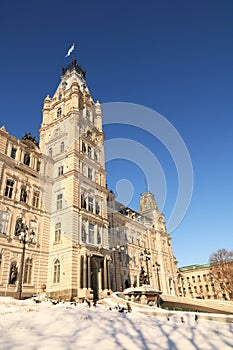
(9, 263, 18, 284)
(20, 188, 27, 202)
(82, 225, 86, 243)
(15, 218, 23, 236)
(97, 229, 101, 244)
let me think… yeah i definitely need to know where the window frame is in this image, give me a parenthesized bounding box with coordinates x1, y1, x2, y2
(57, 193, 63, 210)
(0, 211, 9, 234)
(53, 259, 60, 283)
(5, 179, 14, 198)
(88, 223, 94, 244)
(60, 142, 65, 153)
(23, 258, 33, 284)
(55, 222, 61, 242)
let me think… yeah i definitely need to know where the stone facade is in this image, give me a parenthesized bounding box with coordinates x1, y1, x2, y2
(178, 262, 233, 300)
(0, 59, 178, 300)
(0, 128, 49, 298)
(108, 191, 178, 295)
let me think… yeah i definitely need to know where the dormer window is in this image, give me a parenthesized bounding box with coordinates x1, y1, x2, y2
(11, 147, 17, 159)
(58, 93, 62, 101)
(57, 107, 62, 118)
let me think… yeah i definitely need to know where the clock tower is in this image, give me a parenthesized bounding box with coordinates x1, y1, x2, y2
(39, 59, 110, 300)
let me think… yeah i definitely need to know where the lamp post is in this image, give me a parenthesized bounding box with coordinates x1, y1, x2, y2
(17, 223, 35, 300)
(112, 245, 124, 291)
(140, 249, 151, 285)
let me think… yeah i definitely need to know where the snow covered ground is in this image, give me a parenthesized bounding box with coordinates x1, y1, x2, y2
(0, 297, 233, 350)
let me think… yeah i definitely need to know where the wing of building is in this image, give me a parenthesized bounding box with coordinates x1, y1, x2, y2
(0, 59, 179, 300)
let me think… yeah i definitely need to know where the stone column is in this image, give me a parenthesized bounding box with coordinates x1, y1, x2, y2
(103, 257, 107, 290)
(87, 255, 91, 289)
(98, 269, 102, 297)
(107, 259, 111, 290)
(83, 253, 87, 288)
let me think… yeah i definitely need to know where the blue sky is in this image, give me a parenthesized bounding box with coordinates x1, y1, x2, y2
(0, 0, 232, 267)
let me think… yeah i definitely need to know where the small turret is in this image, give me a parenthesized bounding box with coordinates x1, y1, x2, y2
(140, 192, 161, 225)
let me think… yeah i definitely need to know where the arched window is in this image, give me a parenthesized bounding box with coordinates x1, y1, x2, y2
(53, 259, 60, 283)
(24, 258, 33, 284)
(57, 107, 62, 117)
(60, 142, 65, 153)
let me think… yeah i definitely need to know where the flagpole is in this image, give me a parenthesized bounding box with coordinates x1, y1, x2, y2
(73, 43, 77, 61)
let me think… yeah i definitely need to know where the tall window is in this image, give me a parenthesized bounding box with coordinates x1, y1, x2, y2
(88, 196, 93, 212)
(96, 201, 100, 215)
(97, 227, 101, 244)
(29, 220, 37, 239)
(88, 146, 92, 158)
(57, 194, 63, 210)
(81, 194, 87, 209)
(88, 167, 92, 180)
(32, 191, 40, 208)
(58, 166, 64, 176)
(20, 187, 27, 203)
(82, 142, 86, 153)
(55, 223, 61, 242)
(57, 107, 62, 117)
(0, 211, 9, 234)
(24, 258, 33, 284)
(53, 259, 60, 283)
(5, 179, 14, 198)
(24, 153, 30, 166)
(36, 161, 41, 172)
(11, 147, 17, 159)
(60, 142, 65, 153)
(94, 150, 99, 161)
(88, 223, 94, 244)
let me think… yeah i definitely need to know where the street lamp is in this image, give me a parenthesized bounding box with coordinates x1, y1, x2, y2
(17, 223, 35, 300)
(112, 245, 124, 291)
(140, 249, 151, 285)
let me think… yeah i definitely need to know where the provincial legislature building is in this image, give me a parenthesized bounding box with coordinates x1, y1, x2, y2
(0, 59, 221, 301)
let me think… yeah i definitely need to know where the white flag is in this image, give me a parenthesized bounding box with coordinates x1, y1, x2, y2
(65, 43, 75, 57)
